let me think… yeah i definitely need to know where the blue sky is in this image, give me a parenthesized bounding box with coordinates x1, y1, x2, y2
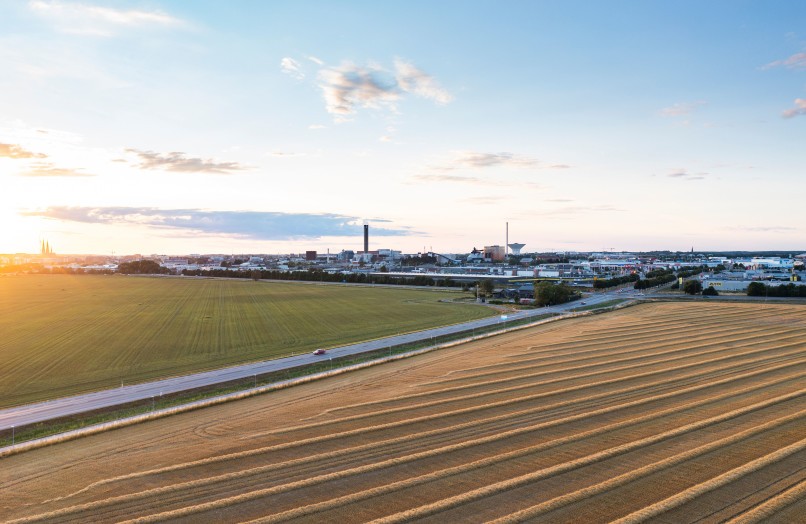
(1, 1, 804, 255)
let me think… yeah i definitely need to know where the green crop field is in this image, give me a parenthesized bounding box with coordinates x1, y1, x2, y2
(0, 274, 492, 408)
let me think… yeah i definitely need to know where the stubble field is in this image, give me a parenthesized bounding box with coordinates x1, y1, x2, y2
(0, 274, 489, 407)
(1, 301, 804, 522)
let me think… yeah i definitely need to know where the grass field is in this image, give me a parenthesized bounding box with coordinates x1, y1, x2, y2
(0, 274, 491, 408)
(1, 302, 804, 522)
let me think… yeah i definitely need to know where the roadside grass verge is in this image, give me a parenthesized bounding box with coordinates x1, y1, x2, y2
(570, 299, 629, 312)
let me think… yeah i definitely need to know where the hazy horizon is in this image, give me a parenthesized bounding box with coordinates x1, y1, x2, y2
(3, 1, 805, 255)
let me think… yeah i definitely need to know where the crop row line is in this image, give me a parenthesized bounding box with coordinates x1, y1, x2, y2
(21, 365, 804, 522)
(611, 440, 806, 523)
(323, 329, 805, 417)
(262, 344, 805, 437)
(433, 322, 800, 386)
(377, 408, 806, 524)
(725, 477, 806, 523)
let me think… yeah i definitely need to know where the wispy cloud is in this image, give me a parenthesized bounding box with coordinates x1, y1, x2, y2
(125, 149, 249, 174)
(393, 59, 453, 105)
(29, 0, 185, 37)
(280, 57, 304, 79)
(412, 174, 482, 184)
(0, 143, 47, 159)
(529, 205, 623, 218)
(782, 98, 806, 118)
(314, 59, 451, 120)
(268, 151, 303, 158)
(21, 206, 415, 240)
(20, 162, 93, 177)
(726, 226, 797, 233)
(460, 196, 505, 205)
(666, 169, 708, 181)
(660, 100, 706, 117)
(429, 151, 539, 172)
(762, 52, 806, 70)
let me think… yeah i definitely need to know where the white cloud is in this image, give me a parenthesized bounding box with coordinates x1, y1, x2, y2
(125, 149, 249, 174)
(429, 151, 539, 172)
(20, 162, 93, 177)
(393, 59, 453, 105)
(726, 226, 798, 233)
(782, 98, 806, 118)
(307, 55, 324, 66)
(29, 0, 185, 37)
(660, 100, 706, 117)
(280, 57, 304, 79)
(318, 62, 401, 118)
(0, 143, 47, 159)
(762, 52, 806, 70)
(315, 59, 452, 120)
(666, 169, 708, 181)
(412, 174, 482, 184)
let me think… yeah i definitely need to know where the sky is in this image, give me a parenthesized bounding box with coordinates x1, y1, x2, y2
(1, 0, 805, 256)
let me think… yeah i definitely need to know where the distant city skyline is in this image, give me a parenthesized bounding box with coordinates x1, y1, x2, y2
(2, 1, 805, 255)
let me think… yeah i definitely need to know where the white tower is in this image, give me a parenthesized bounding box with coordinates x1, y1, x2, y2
(507, 243, 526, 256)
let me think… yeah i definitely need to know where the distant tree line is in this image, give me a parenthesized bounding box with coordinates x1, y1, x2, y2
(644, 268, 674, 279)
(181, 267, 465, 288)
(747, 282, 806, 298)
(593, 274, 639, 289)
(118, 260, 170, 275)
(634, 273, 677, 290)
(677, 265, 709, 278)
(635, 265, 710, 291)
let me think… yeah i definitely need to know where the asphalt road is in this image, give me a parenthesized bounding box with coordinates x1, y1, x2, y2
(0, 292, 621, 430)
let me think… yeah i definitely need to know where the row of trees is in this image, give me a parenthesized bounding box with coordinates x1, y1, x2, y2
(644, 268, 674, 279)
(677, 265, 709, 278)
(183, 267, 466, 288)
(592, 274, 639, 289)
(118, 260, 170, 275)
(747, 282, 806, 298)
(634, 273, 677, 290)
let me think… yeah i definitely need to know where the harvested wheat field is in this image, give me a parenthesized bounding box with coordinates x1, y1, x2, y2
(1, 301, 805, 523)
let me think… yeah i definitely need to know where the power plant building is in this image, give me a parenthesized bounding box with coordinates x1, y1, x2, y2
(484, 245, 506, 262)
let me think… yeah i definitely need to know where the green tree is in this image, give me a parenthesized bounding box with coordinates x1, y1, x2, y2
(479, 279, 495, 297)
(747, 282, 766, 297)
(534, 282, 575, 306)
(702, 285, 719, 296)
(117, 260, 168, 275)
(683, 280, 703, 295)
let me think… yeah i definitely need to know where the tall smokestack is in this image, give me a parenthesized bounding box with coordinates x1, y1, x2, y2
(363, 224, 369, 253)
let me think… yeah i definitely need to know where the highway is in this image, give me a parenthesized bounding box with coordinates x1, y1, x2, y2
(0, 292, 619, 430)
